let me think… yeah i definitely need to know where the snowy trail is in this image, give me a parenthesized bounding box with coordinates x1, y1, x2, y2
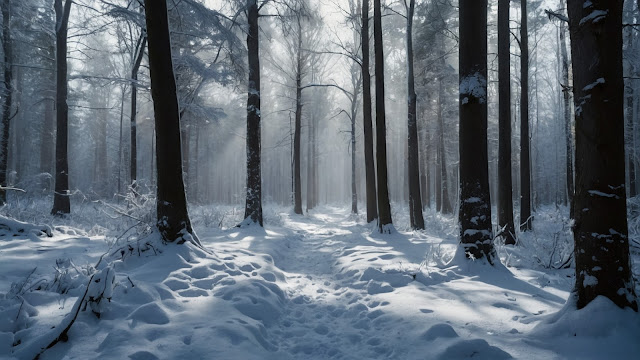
(263, 209, 405, 358)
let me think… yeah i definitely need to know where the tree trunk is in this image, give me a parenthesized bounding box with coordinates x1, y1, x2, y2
(94, 94, 108, 197)
(351, 100, 358, 214)
(559, 2, 574, 215)
(497, 0, 516, 245)
(51, 0, 72, 216)
(0, 0, 12, 205)
(130, 35, 146, 194)
(294, 19, 303, 215)
(40, 43, 55, 189)
(243, 0, 263, 226)
(567, 0, 637, 311)
(625, 0, 636, 198)
(520, 0, 532, 230)
(458, 0, 495, 263)
(117, 85, 126, 197)
(406, 0, 424, 229)
(144, 0, 199, 245)
(438, 64, 452, 214)
(362, 0, 377, 223)
(373, 0, 393, 233)
(435, 144, 442, 211)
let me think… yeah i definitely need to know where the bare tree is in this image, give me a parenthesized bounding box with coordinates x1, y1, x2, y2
(520, 0, 532, 230)
(243, 0, 263, 225)
(51, 0, 72, 216)
(567, 0, 637, 310)
(404, 0, 424, 230)
(458, 0, 495, 262)
(0, 0, 13, 204)
(144, 0, 199, 245)
(373, 0, 393, 233)
(362, 0, 377, 223)
(497, 0, 516, 244)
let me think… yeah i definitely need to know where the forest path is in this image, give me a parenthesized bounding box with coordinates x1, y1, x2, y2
(262, 207, 412, 358)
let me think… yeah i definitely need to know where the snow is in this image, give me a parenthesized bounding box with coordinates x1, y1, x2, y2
(582, 78, 605, 92)
(459, 73, 487, 104)
(579, 10, 608, 26)
(0, 203, 639, 359)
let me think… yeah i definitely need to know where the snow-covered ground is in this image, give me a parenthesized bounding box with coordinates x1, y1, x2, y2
(1, 201, 639, 359)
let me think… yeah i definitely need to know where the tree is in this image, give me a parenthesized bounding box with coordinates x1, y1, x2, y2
(497, 0, 517, 245)
(0, 0, 13, 205)
(130, 32, 146, 194)
(558, 2, 574, 216)
(458, 0, 495, 262)
(405, 0, 424, 230)
(567, 0, 637, 310)
(520, 0, 532, 230)
(144, 0, 199, 245)
(51, 0, 72, 216)
(243, 0, 263, 225)
(373, 0, 393, 233)
(362, 0, 377, 223)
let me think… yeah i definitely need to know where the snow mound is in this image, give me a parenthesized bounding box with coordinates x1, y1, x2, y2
(530, 296, 640, 359)
(0, 214, 52, 239)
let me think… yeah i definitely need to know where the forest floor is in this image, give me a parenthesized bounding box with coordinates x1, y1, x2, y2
(1, 202, 640, 359)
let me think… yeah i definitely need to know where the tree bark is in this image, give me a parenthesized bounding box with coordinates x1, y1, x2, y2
(559, 6, 575, 215)
(520, 0, 532, 230)
(373, 0, 393, 232)
(243, 0, 263, 226)
(144, 0, 199, 244)
(294, 17, 303, 215)
(406, 0, 424, 230)
(437, 60, 452, 214)
(567, 0, 637, 311)
(51, 0, 72, 216)
(497, 0, 517, 245)
(361, 0, 378, 223)
(0, 0, 12, 205)
(40, 42, 55, 188)
(458, 0, 495, 263)
(130, 34, 146, 194)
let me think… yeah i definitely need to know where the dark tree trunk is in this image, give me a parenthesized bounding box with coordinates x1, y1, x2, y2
(625, 0, 636, 198)
(458, 0, 495, 263)
(144, 0, 199, 245)
(51, 0, 72, 216)
(362, 0, 377, 223)
(0, 0, 12, 205)
(350, 61, 360, 214)
(559, 9, 574, 215)
(40, 44, 55, 187)
(567, 0, 637, 311)
(437, 67, 452, 214)
(243, 0, 263, 226)
(294, 21, 303, 215)
(94, 95, 108, 197)
(373, 0, 393, 233)
(497, 0, 516, 245)
(117, 85, 126, 197)
(406, 0, 424, 229)
(351, 101, 358, 214)
(520, 0, 532, 230)
(435, 144, 442, 211)
(130, 34, 146, 194)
